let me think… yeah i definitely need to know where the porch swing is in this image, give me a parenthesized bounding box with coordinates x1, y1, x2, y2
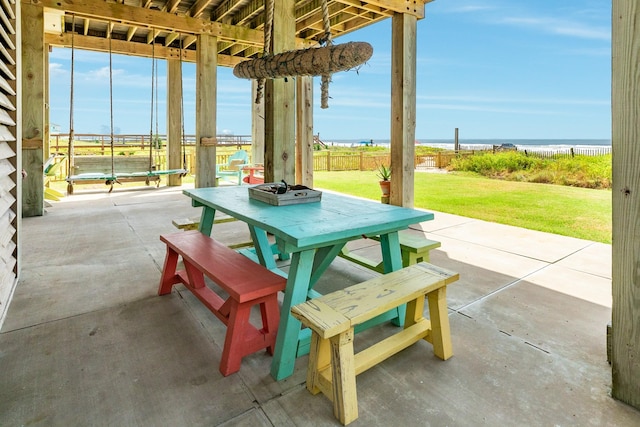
(65, 21, 187, 194)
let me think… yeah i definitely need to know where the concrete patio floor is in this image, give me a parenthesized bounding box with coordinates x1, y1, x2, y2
(1, 184, 639, 426)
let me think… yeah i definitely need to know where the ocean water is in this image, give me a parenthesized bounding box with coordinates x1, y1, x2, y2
(326, 139, 611, 152)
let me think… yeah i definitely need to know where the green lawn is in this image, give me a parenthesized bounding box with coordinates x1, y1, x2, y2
(313, 171, 612, 244)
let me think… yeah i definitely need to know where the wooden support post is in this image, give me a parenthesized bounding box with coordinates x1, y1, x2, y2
(611, 0, 640, 409)
(296, 76, 313, 186)
(264, 0, 295, 185)
(195, 34, 217, 188)
(251, 80, 265, 165)
(21, 3, 45, 217)
(167, 57, 183, 186)
(390, 12, 417, 208)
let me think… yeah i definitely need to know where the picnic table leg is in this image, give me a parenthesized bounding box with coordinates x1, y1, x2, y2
(379, 231, 406, 326)
(308, 244, 345, 289)
(248, 225, 278, 271)
(198, 206, 216, 236)
(270, 249, 316, 381)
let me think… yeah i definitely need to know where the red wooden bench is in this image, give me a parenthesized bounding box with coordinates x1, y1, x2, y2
(158, 230, 286, 376)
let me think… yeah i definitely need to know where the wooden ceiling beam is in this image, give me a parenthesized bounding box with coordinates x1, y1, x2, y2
(165, 32, 179, 46)
(211, 0, 243, 22)
(232, 0, 264, 26)
(188, 0, 213, 18)
(32, 0, 264, 45)
(164, 0, 181, 14)
(45, 32, 244, 67)
(183, 34, 197, 48)
(126, 25, 138, 41)
(146, 29, 157, 44)
(345, 0, 428, 18)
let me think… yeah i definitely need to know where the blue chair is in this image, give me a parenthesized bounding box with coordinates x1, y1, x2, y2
(216, 150, 249, 185)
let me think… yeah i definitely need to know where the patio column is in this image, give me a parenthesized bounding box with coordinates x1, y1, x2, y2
(166, 56, 182, 186)
(296, 76, 313, 187)
(611, 0, 640, 409)
(264, 0, 295, 184)
(195, 34, 217, 188)
(251, 80, 264, 165)
(21, 3, 45, 216)
(389, 12, 417, 208)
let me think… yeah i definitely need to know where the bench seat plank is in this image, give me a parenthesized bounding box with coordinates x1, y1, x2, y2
(294, 263, 458, 335)
(161, 230, 284, 303)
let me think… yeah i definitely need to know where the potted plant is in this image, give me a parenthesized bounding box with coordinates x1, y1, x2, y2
(376, 164, 391, 197)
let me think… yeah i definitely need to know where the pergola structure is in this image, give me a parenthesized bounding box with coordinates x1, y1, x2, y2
(0, 0, 638, 412)
(21, 0, 429, 218)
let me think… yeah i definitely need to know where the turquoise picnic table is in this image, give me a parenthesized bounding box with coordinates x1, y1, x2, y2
(183, 186, 434, 380)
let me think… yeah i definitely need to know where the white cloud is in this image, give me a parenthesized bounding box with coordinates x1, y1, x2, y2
(500, 16, 610, 41)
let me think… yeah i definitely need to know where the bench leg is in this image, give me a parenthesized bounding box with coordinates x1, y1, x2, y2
(330, 329, 358, 425)
(220, 300, 251, 376)
(404, 295, 425, 328)
(259, 296, 281, 355)
(307, 332, 331, 395)
(426, 287, 453, 360)
(220, 296, 281, 376)
(402, 250, 429, 267)
(158, 247, 180, 295)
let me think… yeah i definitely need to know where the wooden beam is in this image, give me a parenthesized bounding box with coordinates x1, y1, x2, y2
(44, 32, 244, 67)
(611, 0, 640, 410)
(389, 12, 417, 208)
(353, 0, 428, 19)
(30, 0, 265, 46)
(212, 0, 244, 21)
(264, 0, 296, 186)
(126, 25, 137, 41)
(183, 34, 197, 48)
(188, 0, 213, 19)
(251, 79, 264, 166)
(165, 32, 179, 46)
(195, 33, 218, 188)
(164, 0, 181, 14)
(146, 28, 157, 44)
(21, 3, 45, 216)
(296, 76, 313, 187)
(166, 58, 183, 186)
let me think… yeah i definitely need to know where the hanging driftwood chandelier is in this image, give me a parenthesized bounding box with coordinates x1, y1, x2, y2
(232, 0, 372, 108)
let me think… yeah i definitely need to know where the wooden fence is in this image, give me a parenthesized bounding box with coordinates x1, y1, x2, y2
(522, 147, 611, 159)
(46, 134, 612, 181)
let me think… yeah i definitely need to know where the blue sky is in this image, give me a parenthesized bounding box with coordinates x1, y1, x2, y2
(48, 0, 611, 141)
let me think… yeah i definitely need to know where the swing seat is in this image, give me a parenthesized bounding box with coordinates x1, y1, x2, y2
(65, 156, 161, 194)
(216, 150, 249, 185)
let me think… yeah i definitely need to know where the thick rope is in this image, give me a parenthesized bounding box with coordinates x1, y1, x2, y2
(321, 0, 332, 46)
(108, 26, 115, 191)
(255, 0, 274, 104)
(109, 27, 116, 193)
(148, 35, 155, 172)
(67, 15, 75, 178)
(179, 35, 187, 173)
(321, 0, 332, 108)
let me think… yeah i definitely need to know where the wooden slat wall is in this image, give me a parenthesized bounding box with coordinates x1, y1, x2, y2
(0, 0, 18, 327)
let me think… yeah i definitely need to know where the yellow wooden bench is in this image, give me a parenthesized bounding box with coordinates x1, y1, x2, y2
(172, 214, 237, 230)
(291, 262, 459, 425)
(172, 215, 254, 249)
(338, 230, 441, 272)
